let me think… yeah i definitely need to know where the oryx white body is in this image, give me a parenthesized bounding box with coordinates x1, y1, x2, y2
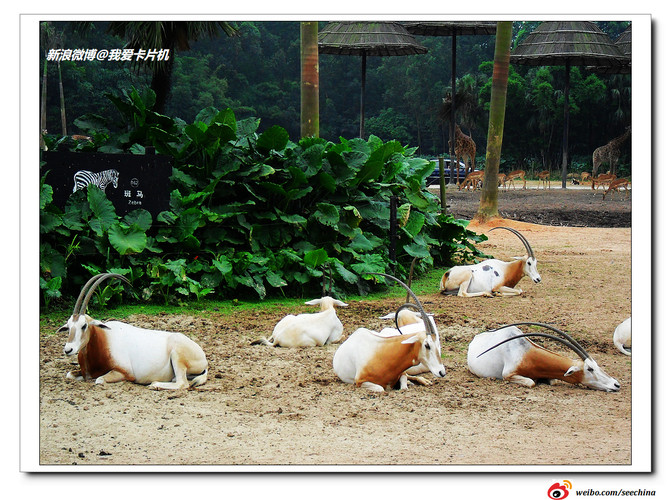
(467, 326, 621, 392)
(333, 321, 445, 392)
(253, 297, 347, 347)
(62, 314, 208, 390)
(440, 257, 539, 297)
(440, 226, 540, 297)
(613, 317, 632, 356)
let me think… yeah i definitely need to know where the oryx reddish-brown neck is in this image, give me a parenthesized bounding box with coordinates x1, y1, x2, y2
(355, 334, 422, 389)
(502, 259, 526, 288)
(514, 343, 584, 384)
(77, 324, 116, 380)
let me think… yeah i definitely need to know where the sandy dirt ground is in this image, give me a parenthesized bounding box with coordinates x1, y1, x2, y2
(37, 187, 633, 468)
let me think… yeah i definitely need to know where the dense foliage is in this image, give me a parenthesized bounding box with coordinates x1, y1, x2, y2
(40, 88, 486, 308)
(41, 21, 631, 175)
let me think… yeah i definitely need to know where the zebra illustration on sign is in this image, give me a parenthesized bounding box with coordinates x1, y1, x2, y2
(72, 169, 120, 193)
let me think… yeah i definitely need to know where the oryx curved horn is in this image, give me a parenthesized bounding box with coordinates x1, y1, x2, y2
(77, 273, 132, 315)
(368, 272, 437, 338)
(394, 302, 421, 334)
(493, 322, 592, 361)
(476, 332, 589, 361)
(489, 226, 534, 259)
(73, 274, 110, 316)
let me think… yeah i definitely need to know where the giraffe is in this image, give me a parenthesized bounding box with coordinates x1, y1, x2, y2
(592, 127, 631, 178)
(449, 125, 476, 183)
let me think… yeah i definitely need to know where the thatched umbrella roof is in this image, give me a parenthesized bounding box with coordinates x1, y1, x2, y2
(318, 21, 428, 56)
(404, 21, 497, 37)
(510, 21, 628, 68)
(510, 21, 628, 188)
(318, 21, 428, 137)
(587, 24, 632, 74)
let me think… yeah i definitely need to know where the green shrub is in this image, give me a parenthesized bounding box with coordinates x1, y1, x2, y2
(40, 88, 486, 308)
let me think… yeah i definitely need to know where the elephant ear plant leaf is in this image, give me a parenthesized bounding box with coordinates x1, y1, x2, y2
(40, 92, 486, 307)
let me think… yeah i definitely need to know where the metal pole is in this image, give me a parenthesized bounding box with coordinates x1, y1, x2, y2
(389, 195, 398, 273)
(561, 62, 570, 189)
(450, 31, 457, 185)
(360, 54, 367, 138)
(439, 156, 447, 213)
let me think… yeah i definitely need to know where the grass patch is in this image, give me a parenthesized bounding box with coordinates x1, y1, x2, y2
(40, 267, 448, 332)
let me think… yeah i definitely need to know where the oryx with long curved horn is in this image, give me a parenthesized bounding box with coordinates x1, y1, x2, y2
(58, 273, 208, 390)
(439, 226, 541, 297)
(332, 273, 445, 392)
(467, 322, 621, 392)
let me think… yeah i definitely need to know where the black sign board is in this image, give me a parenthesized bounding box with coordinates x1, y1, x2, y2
(42, 151, 172, 217)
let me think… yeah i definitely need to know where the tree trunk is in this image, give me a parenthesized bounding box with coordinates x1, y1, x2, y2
(58, 61, 67, 136)
(300, 22, 319, 138)
(151, 55, 174, 114)
(40, 59, 48, 150)
(475, 21, 513, 223)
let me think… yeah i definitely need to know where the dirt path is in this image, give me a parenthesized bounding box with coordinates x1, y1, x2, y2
(38, 203, 632, 467)
(433, 181, 631, 227)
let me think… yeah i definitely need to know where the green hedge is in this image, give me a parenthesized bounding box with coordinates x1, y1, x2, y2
(40, 88, 486, 309)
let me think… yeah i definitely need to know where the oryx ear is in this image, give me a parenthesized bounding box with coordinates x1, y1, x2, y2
(333, 300, 348, 307)
(401, 331, 426, 344)
(304, 299, 322, 306)
(90, 319, 111, 330)
(564, 366, 581, 377)
(56, 324, 69, 334)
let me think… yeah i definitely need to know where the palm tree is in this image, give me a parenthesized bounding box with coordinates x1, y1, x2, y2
(106, 21, 238, 114)
(300, 22, 319, 138)
(475, 21, 513, 223)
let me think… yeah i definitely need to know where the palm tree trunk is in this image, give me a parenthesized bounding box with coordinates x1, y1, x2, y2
(58, 61, 67, 136)
(300, 22, 319, 138)
(475, 21, 513, 223)
(40, 59, 48, 150)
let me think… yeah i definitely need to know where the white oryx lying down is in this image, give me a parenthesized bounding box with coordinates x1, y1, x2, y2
(59, 273, 208, 390)
(467, 322, 620, 392)
(378, 306, 440, 381)
(439, 226, 541, 297)
(333, 274, 445, 392)
(251, 296, 348, 347)
(613, 317, 632, 356)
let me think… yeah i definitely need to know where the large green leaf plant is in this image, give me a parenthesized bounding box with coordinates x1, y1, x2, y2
(40, 88, 486, 307)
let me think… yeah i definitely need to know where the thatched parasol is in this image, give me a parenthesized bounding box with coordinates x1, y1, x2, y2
(318, 21, 428, 138)
(405, 21, 497, 184)
(587, 24, 631, 74)
(510, 21, 629, 188)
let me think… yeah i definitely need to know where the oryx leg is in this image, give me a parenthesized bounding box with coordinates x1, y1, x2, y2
(458, 281, 494, 298)
(398, 373, 409, 390)
(66, 370, 84, 381)
(95, 370, 128, 385)
(359, 381, 385, 393)
(456, 275, 494, 298)
(149, 349, 191, 390)
(503, 373, 536, 387)
(406, 374, 432, 386)
(492, 285, 523, 296)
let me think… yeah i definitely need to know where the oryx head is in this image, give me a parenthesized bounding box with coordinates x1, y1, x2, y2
(490, 226, 541, 284)
(59, 273, 130, 357)
(369, 273, 446, 379)
(305, 296, 348, 311)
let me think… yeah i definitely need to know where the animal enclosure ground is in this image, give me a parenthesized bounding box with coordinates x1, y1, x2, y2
(438, 180, 632, 227)
(37, 187, 634, 468)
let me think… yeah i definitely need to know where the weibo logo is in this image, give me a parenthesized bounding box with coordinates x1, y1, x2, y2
(547, 480, 572, 499)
